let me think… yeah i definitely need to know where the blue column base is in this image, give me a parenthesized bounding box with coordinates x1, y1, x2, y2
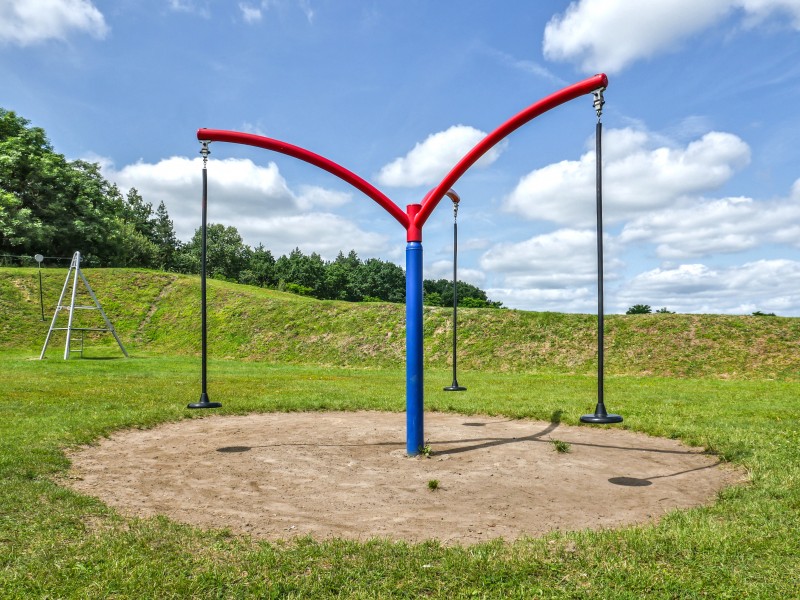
(406, 241, 424, 455)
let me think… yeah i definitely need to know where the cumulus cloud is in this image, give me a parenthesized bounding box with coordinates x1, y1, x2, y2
(481, 228, 598, 283)
(504, 128, 751, 226)
(479, 228, 623, 306)
(0, 0, 108, 46)
(485, 286, 594, 313)
(543, 0, 800, 73)
(235, 213, 387, 259)
(295, 186, 351, 211)
(375, 125, 505, 188)
(108, 157, 300, 236)
(102, 155, 388, 259)
(489, 257, 800, 314)
(617, 259, 800, 314)
(620, 191, 800, 258)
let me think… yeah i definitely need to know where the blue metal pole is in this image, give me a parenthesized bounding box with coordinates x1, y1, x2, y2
(406, 241, 424, 455)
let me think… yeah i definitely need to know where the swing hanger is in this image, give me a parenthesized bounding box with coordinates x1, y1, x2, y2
(200, 140, 211, 165)
(446, 189, 461, 220)
(592, 87, 605, 121)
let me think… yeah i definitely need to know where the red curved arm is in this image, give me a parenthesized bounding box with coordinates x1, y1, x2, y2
(196, 128, 409, 229)
(414, 73, 608, 230)
(197, 74, 607, 241)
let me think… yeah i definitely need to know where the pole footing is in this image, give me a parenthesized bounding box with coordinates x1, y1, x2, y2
(580, 401, 622, 424)
(580, 413, 623, 424)
(188, 393, 222, 409)
(443, 384, 467, 392)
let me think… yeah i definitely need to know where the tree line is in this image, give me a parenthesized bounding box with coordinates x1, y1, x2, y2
(1, 107, 501, 307)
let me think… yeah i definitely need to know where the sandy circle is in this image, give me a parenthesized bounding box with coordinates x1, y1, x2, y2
(63, 411, 740, 545)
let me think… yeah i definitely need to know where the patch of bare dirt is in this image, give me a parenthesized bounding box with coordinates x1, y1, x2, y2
(63, 412, 742, 546)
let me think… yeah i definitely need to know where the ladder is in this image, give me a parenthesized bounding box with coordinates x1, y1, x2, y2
(39, 251, 129, 360)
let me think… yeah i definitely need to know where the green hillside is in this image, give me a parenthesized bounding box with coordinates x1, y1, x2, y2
(2, 267, 799, 379)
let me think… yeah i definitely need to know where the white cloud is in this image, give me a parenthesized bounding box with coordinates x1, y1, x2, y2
(485, 286, 594, 313)
(239, 3, 263, 23)
(481, 228, 597, 280)
(504, 128, 750, 226)
(479, 228, 623, 300)
(620, 190, 800, 258)
(102, 155, 385, 259)
(376, 125, 505, 188)
(169, 0, 200, 12)
(487, 256, 800, 315)
(543, 0, 730, 73)
(296, 186, 351, 211)
(167, 0, 213, 18)
(617, 259, 800, 314)
(543, 0, 800, 73)
(739, 0, 800, 28)
(235, 1, 314, 25)
(234, 214, 387, 259)
(0, 0, 108, 46)
(108, 157, 300, 235)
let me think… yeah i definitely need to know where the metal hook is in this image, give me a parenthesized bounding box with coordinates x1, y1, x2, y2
(592, 88, 605, 121)
(199, 140, 211, 167)
(446, 189, 460, 220)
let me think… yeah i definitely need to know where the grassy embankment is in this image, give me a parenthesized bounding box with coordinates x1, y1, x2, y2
(1, 267, 799, 598)
(3, 267, 799, 378)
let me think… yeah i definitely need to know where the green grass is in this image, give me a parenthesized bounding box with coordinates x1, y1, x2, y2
(1, 355, 799, 598)
(1, 268, 800, 597)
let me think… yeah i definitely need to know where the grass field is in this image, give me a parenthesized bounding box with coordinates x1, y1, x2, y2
(1, 268, 799, 597)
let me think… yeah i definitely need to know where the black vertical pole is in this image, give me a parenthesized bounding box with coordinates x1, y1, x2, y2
(444, 191, 466, 392)
(189, 142, 222, 409)
(581, 91, 621, 424)
(596, 119, 605, 408)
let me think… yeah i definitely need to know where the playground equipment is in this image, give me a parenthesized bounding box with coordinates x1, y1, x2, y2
(187, 151, 221, 409)
(581, 90, 622, 425)
(190, 73, 621, 452)
(39, 251, 128, 360)
(443, 190, 466, 392)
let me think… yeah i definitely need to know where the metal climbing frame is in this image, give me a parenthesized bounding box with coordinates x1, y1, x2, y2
(39, 251, 128, 360)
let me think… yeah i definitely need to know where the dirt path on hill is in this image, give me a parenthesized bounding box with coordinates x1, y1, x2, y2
(62, 411, 742, 546)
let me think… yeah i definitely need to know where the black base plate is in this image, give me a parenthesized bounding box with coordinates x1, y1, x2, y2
(443, 385, 467, 392)
(580, 413, 623, 424)
(187, 401, 222, 409)
(188, 392, 221, 409)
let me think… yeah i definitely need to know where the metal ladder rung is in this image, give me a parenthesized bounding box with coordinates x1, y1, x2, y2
(70, 331, 84, 355)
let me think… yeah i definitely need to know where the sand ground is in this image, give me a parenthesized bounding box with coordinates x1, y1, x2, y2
(62, 411, 742, 545)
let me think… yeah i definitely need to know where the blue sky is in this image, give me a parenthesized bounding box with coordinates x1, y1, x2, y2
(3, 0, 800, 315)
